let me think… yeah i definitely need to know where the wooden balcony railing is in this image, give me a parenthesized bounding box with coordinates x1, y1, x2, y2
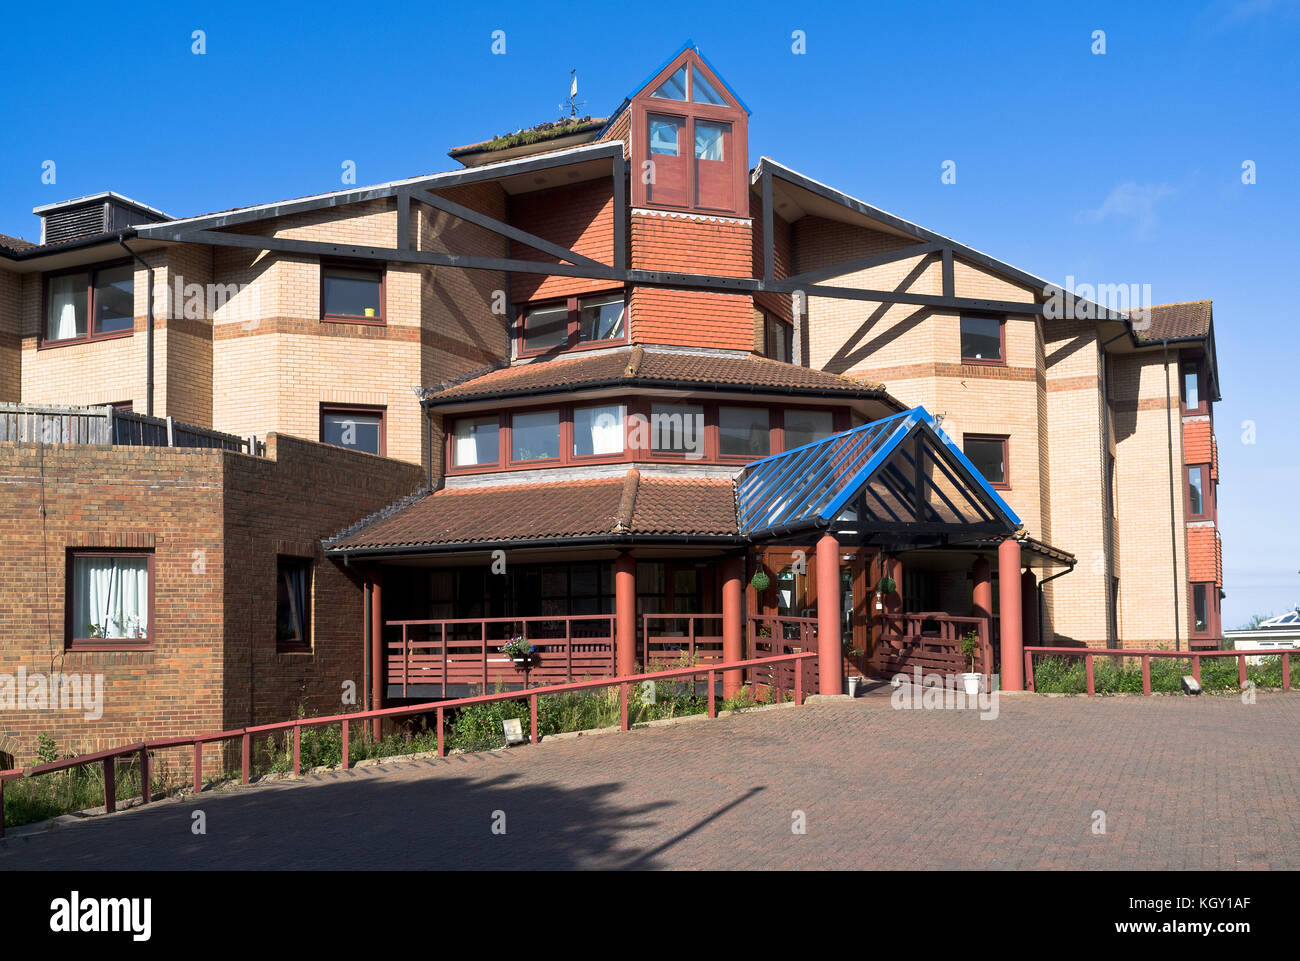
(873, 611, 993, 680)
(642, 614, 725, 669)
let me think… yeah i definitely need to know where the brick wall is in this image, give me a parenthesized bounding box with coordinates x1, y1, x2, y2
(0, 436, 421, 770)
(0, 266, 19, 402)
(510, 180, 616, 303)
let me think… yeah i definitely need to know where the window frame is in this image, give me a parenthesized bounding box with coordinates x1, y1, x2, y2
(515, 290, 629, 358)
(1190, 582, 1215, 637)
(64, 549, 155, 652)
(1185, 463, 1212, 520)
(959, 313, 1007, 367)
(1181, 360, 1208, 415)
(320, 260, 387, 326)
(319, 403, 387, 457)
(963, 434, 1011, 490)
(276, 555, 313, 653)
(764, 312, 793, 363)
(40, 259, 137, 348)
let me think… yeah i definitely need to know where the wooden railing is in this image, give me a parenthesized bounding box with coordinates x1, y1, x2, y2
(873, 612, 992, 680)
(748, 615, 819, 697)
(385, 615, 617, 695)
(642, 614, 725, 669)
(0, 403, 264, 455)
(0, 650, 817, 838)
(1023, 646, 1296, 696)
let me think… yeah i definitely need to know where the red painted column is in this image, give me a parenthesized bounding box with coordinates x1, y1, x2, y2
(615, 552, 637, 677)
(1021, 569, 1039, 648)
(998, 538, 1024, 691)
(972, 557, 992, 619)
(369, 569, 384, 739)
(721, 555, 745, 698)
(816, 533, 842, 695)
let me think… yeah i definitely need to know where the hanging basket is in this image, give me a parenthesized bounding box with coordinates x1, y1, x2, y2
(877, 575, 897, 596)
(750, 569, 771, 592)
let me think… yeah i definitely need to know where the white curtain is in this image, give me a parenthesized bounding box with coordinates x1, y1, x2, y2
(74, 557, 149, 639)
(587, 406, 623, 455)
(47, 273, 85, 340)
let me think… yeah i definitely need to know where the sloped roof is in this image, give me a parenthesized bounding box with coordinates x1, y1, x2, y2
(424, 346, 895, 405)
(325, 470, 738, 553)
(735, 406, 1021, 539)
(1132, 300, 1213, 343)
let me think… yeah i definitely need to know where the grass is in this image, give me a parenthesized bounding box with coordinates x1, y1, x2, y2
(4, 662, 791, 830)
(1030, 652, 1289, 695)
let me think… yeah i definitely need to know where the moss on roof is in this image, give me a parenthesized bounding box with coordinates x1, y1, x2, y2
(448, 117, 607, 156)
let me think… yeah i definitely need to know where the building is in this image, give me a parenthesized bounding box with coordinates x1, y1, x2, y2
(0, 43, 1224, 764)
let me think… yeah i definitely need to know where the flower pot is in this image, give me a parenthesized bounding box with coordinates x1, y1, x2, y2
(847, 676, 860, 698)
(960, 672, 982, 696)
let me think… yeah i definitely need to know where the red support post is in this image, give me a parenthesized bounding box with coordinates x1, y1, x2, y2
(1284, 652, 1291, 691)
(1238, 654, 1247, 688)
(1086, 654, 1095, 696)
(1021, 569, 1039, 648)
(721, 556, 744, 699)
(620, 682, 629, 731)
(139, 747, 150, 804)
(708, 670, 717, 717)
(1193, 654, 1201, 685)
(342, 719, 350, 770)
(436, 708, 445, 758)
(192, 743, 202, 795)
(104, 757, 116, 814)
(293, 725, 301, 776)
(530, 693, 539, 744)
(816, 533, 842, 695)
(998, 538, 1024, 691)
(972, 557, 992, 619)
(615, 552, 637, 677)
(795, 660, 803, 706)
(1024, 650, 1035, 692)
(241, 732, 251, 783)
(1141, 656, 1151, 696)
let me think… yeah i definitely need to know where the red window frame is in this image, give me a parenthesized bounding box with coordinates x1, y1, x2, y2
(444, 399, 846, 475)
(1185, 463, 1212, 520)
(1181, 360, 1208, 415)
(959, 314, 1007, 366)
(64, 549, 155, 652)
(320, 403, 387, 457)
(1190, 582, 1217, 638)
(39, 259, 136, 348)
(320, 261, 386, 326)
(515, 290, 628, 358)
(963, 434, 1011, 490)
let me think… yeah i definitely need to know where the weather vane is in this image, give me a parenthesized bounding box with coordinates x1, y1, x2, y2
(560, 69, 586, 119)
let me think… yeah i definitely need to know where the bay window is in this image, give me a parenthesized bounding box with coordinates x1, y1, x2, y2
(519, 292, 627, 355)
(650, 402, 705, 456)
(573, 404, 625, 458)
(783, 408, 835, 450)
(67, 551, 152, 649)
(511, 409, 561, 462)
(453, 416, 500, 467)
(719, 406, 770, 458)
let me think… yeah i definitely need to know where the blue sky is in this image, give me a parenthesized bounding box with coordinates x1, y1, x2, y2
(2, 0, 1296, 626)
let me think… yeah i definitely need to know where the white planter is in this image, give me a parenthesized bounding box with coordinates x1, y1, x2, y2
(847, 676, 860, 698)
(960, 672, 982, 695)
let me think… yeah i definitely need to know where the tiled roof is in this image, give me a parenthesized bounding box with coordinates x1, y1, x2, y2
(0, 232, 36, 252)
(326, 470, 738, 552)
(1133, 300, 1212, 342)
(425, 346, 891, 403)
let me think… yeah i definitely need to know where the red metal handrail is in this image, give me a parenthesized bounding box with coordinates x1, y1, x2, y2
(0, 651, 816, 839)
(1022, 645, 1293, 696)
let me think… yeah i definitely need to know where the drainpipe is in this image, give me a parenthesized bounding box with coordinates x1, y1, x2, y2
(1097, 329, 1127, 648)
(1036, 560, 1076, 647)
(117, 234, 155, 416)
(1163, 340, 1182, 652)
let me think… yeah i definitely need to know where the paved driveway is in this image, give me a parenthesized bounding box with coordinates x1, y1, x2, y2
(4, 690, 1298, 870)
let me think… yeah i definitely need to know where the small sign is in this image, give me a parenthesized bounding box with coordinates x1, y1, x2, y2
(502, 718, 526, 745)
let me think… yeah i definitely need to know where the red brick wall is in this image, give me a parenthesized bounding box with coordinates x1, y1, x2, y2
(0, 437, 421, 771)
(509, 180, 616, 303)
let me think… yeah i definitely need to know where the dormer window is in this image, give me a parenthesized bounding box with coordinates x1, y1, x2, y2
(632, 47, 748, 217)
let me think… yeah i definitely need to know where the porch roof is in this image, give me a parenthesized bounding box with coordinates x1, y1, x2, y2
(735, 406, 1022, 543)
(324, 469, 739, 556)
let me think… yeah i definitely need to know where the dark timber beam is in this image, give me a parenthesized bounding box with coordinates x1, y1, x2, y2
(942, 247, 954, 298)
(761, 169, 774, 284)
(396, 192, 411, 251)
(415, 189, 606, 268)
(612, 151, 627, 272)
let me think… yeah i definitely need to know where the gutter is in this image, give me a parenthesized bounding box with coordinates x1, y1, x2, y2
(1037, 559, 1077, 647)
(117, 232, 155, 417)
(328, 531, 746, 564)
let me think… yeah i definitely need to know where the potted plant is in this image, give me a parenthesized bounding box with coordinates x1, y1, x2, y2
(876, 575, 896, 596)
(501, 636, 535, 668)
(959, 630, 982, 695)
(750, 568, 771, 592)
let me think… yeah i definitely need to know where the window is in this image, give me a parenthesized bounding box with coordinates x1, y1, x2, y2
(67, 551, 152, 650)
(1192, 584, 1209, 634)
(453, 416, 500, 467)
(650, 402, 704, 455)
(960, 315, 1004, 364)
(719, 406, 770, 458)
(511, 409, 561, 462)
(44, 262, 134, 344)
(693, 120, 732, 209)
(276, 557, 312, 652)
(647, 114, 688, 207)
(783, 409, 834, 450)
(691, 66, 725, 105)
(322, 264, 384, 323)
(650, 65, 687, 100)
(1182, 362, 1205, 412)
(518, 292, 627, 355)
(573, 404, 625, 458)
(1187, 465, 1211, 519)
(321, 405, 385, 456)
(765, 314, 793, 363)
(964, 435, 1009, 489)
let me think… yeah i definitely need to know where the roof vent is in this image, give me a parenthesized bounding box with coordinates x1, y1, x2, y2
(33, 192, 170, 246)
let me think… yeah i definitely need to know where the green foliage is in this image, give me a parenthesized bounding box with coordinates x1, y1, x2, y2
(959, 630, 980, 672)
(1030, 652, 1291, 695)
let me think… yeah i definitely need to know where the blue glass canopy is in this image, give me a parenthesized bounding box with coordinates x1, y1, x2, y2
(736, 407, 1021, 540)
